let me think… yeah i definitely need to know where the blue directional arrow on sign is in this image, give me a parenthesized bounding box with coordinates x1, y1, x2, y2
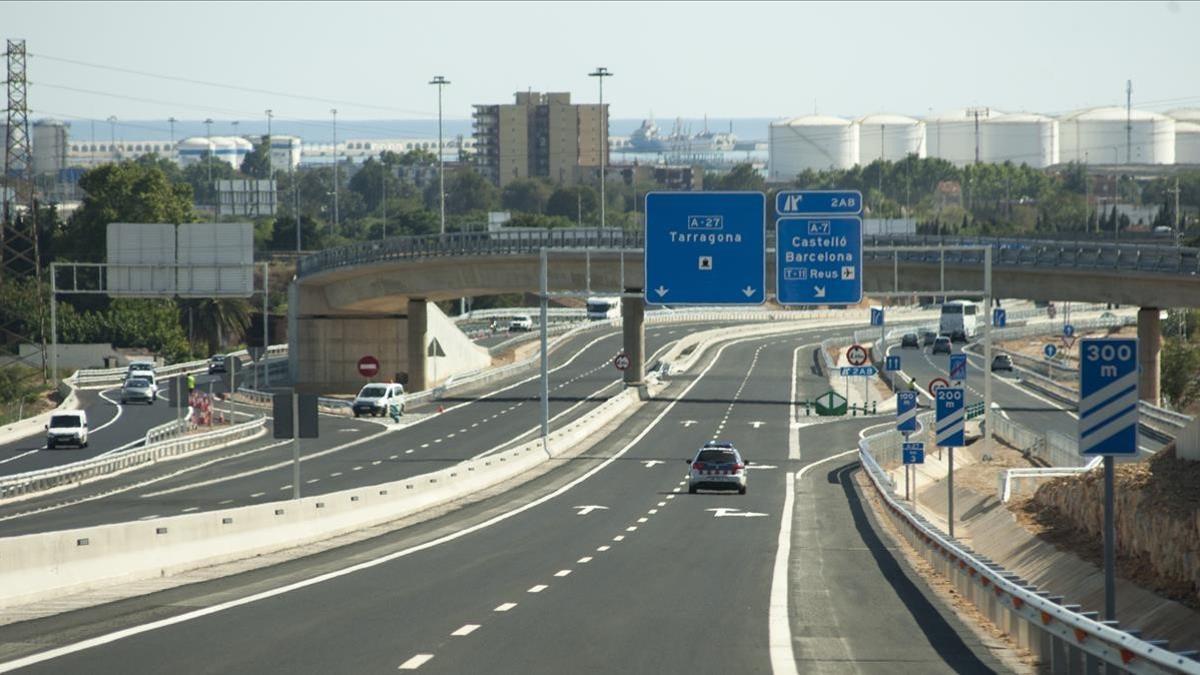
(644, 191, 765, 305)
(776, 190, 863, 216)
(936, 387, 965, 447)
(902, 442, 925, 465)
(1043, 344, 1058, 359)
(870, 307, 884, 326)
(1064, 324, 1075, 338)
(993, 308, 1006, 328)
(776, 217, 863, 305)
(949, 353, 967, 382)
(1079, 338, 1139, 456)
(885, 355, 901, 372)
(897, 390, 918, 433)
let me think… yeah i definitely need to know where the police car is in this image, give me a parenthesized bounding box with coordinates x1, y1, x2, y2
(684, 441, 749, 495)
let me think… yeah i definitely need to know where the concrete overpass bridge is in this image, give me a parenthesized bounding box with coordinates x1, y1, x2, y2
(291, 229, 1200, 398)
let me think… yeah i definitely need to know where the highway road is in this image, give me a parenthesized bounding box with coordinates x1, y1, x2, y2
(0, 331, 1013, 674)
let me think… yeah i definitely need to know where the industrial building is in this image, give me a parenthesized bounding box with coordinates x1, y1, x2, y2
(767, 115, 859, 179)
(472, 91, 608, 187)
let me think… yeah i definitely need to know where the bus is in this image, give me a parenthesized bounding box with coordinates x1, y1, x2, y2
(939, 300, 980, 342)
(586, 296, 621, 321)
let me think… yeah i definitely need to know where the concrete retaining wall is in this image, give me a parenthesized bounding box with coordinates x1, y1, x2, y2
(423, 301, 491, 387)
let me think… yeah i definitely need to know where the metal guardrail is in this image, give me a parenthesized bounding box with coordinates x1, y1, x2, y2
(71, 344, 289, 389)
(858, 425, 1200, 674)
(296, 229, 1200, 281)
(0, 417, 268, 502)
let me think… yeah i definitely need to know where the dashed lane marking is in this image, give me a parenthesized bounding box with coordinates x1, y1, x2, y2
(398, 654, 433, 670)
(494, 603, 516, 612)
(527, 585, 548, 593)
(554, 570, 572, 577)
(451, 624, 479, 636)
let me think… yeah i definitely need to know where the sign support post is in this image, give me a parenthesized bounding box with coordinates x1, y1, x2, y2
(983, 247, 992, 452)
(292, 390, 300, 500)
(1104, 455, 1115, 620)
(540, 248, 550, 456)
(936, 386, 965, 538)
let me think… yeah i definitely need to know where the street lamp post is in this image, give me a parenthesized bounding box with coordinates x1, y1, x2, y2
(588, 67, 612, 229)
(331, 108, 339, 234)
(106, 116, 117, 160)
(167, 117, 177, 157)
(429, 76, 450, 235)
(266, 109, 275, 217)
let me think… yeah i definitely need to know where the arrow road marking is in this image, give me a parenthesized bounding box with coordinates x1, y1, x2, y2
(655, 285, 669, 297)
(814, 285, 826, 298)
(749, 421, 765, 429)
(742, 286, 756, 297)
(574, 505, 609, 516)
(680, 420, 698, 427)
(641, 460, 664, 468)
(706, 507, 769, 518)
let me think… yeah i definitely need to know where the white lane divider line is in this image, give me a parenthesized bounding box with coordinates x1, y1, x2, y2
(305, 479, 319, 484)
(138, 514, 159, 521)
(451, 624, 479, 637)
(181, 507, 198, 513)
(279, 485, 291, 491)
(352, 466, 363, 471)
(447, 433, 456, 439)
(577, 557, 593, 564)
(666, 495, 675, 500)
(596, 545, 611, 552)
(250, 492, 265, 498)
(769, 470, 799, 675)
(218, 499, 233, 505)
(372, 461, 382, 466)
(553, 570, 572, 578)
(657, 502, 666, 507)
(625, 526, 638, 532)
(421, 443, 430, 448)
(330, 472, 343, 477)
(398, 653, 434, 670)
(637, 517, 648, 523)
(613, 535, 625, 542)
(527, 585, 548, 594)
(494, 603, 517, 612)
(405, 449, 414, 454)
(647, 509, 658, 515)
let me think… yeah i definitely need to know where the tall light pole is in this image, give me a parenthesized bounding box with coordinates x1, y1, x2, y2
(429, 76, 450, 235)
(266, 109, 275, 217)
(331, 108, 339, 234)
(204, 118, 214, 197)
(106, 115, 117, 160)
(588, 67, 612, 229)
(167, 116, 177, 159)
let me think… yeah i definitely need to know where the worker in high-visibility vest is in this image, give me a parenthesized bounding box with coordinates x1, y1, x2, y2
(187, 373, 196, 394)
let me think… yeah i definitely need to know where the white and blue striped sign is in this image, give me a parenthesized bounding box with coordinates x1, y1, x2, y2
(885, 355, 901, 372)
(902, 442, 925, 464)
(896, 391, 918, 433)
(1079, 338, 1138, 456)
(935, 387, 965, 447)
(840, 366, 877, 377)
(949, 353, 967, 382)
(993, 308, 1006, 328)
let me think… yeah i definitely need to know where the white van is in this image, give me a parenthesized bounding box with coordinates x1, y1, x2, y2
(939, 300, 980, 342)
(46, 410, 89, 449)
(585, 296, 621, 321)
(352, 383, 405, 418)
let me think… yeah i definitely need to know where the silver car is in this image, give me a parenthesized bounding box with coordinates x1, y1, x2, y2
(120, 376, 158, 404)
(685, 442, 748, 495)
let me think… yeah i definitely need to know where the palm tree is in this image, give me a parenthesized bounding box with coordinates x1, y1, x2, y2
(181, 297, 252, 356)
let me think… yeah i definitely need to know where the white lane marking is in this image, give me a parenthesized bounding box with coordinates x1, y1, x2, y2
(433, 439, 442, 444)
(421, 443, 430, 448)
(576, 557, 593, 564)
(1, 388, 128, 463)
(447, 433, 456, 439)
(707, 508, 768, 518)
(90, 388, 126, 434)
(769, 471, 798, 675)
(680, 420, 698, 427)
(656, 502, 666, 507)
(398, 653, 433, 670)
(672, 487, 681, 493)
(279, 485, 291, 491)
(641, 460, 664, 468)
(352, 466, 363, 471)
(0, 334, 760, 672)
(647, 509, 658, 515)
(470, 423, 478, 428)
(749, 421, 765, 429)
(218, 499, 233, 505)
(625, 526, 638, 532)
(527, 585, 548, 593)
(305, 479, 319, 484)
(330, 472, 343, 477)
(372, 460, 382, 466)
(573, 505, 608, 516)
(0, 449, 40, 465)
(596, 545, 610, 552)
(613, 535, 625, 541)
(181, 507, 198, 513)
(405, 449, 414, 454)
(137, 514, 159, 521)
(250, 492, 265, 498)
(637, 517, 648, 523)
(666, 495, 675, 500)
(451, 624, 479, 636)
(494, 603, 516, 612)
(554, 570, 572, 577)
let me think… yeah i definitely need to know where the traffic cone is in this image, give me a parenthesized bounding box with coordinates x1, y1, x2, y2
(437, 404, 445, 413)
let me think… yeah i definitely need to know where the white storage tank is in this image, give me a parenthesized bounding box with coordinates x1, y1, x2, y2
(32, 118, 70, 175)
(207, 137, 238, 169)
(856, 113, 925, 164)
(1175, 122, 1200, 165)
(768, 115, 858, 180)
(269, 135, 302, 171)
(1166, 108, 1200, 124)
(231, 136, 254, 169)
(177, 137, 215, 166)
(1059, 107, 1175, 164)
(981, 113, 1059, 168)
(924, 108, 996, 166)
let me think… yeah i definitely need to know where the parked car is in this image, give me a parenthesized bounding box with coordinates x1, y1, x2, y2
(509, 315, 533, 332)
(932, 336, 953, 355)
(991, 354, 1015, 372)
(901, 332, 919, 348)
(46, 410, 88, 449)
(120, 376, 158, 404)
(352, 382, 405, 418)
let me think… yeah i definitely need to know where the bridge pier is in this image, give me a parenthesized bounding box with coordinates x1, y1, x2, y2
(622, 292, 645, 387)
(407, 298, 428, 392)
(1137, 307, 1161, 406)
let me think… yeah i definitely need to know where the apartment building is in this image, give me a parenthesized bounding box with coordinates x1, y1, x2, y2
(473, 91, 608, 187)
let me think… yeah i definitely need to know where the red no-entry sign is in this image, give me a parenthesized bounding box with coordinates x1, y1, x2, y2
(357, 355, 380, 379)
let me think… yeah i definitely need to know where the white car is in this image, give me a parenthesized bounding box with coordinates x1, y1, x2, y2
(509, 315, 533, 332)
(127, 360, 156, 380)
(352, 383, 405, 418)
(120, 376, 158, 404)
(685, 441, 748, 495)
(46, 410, 89, 449)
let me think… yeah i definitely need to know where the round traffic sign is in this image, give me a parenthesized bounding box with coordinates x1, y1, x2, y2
(1047, 304, 1057, 319)
(1043, 344, 1058, 359)
(928, 377, 950, 395)
(1063, 324, 1075, 338)
(613, 353, 630, 371)
(357, 355, 380, 378)
(846, 344, 869, 366)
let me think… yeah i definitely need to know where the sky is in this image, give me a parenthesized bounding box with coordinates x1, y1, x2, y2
(6, 1, 1200, 134)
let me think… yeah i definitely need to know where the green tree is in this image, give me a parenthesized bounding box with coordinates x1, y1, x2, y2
(501, 178, 552, 214)
(240, 135, 272, 178)
(181, 155, 239, 206)
(62, 161, 194, 261)
(546, 186, 598, 223)
(705, 163, 764, 192)
(179, 297, 252, 356)
(1162, 338, 1200, 409)
(348, 158, 411, 214)
(426, 167, 498, 214)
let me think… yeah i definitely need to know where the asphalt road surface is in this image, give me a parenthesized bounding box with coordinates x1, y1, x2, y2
(0, 333, 1011, 674)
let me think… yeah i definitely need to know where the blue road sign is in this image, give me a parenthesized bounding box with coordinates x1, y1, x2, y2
(776, 217, 863, 305)
(776, 190, 863, 216)
(1064, 324, 1075, 338)
(949, 353, 967, 382)
(870, 307, 884, 326)
(902, 442, 925, 465)
(1043, 343, 1058, 359)
(897, 391, 918, 433)
(644, 191, 765, 305)
(885, 355, 901, 372)
(840, 366, 878, 377)
(993, 308, 1007, 328)
(1079, 338, 1139, 456)
(935, 387, 965, 447)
